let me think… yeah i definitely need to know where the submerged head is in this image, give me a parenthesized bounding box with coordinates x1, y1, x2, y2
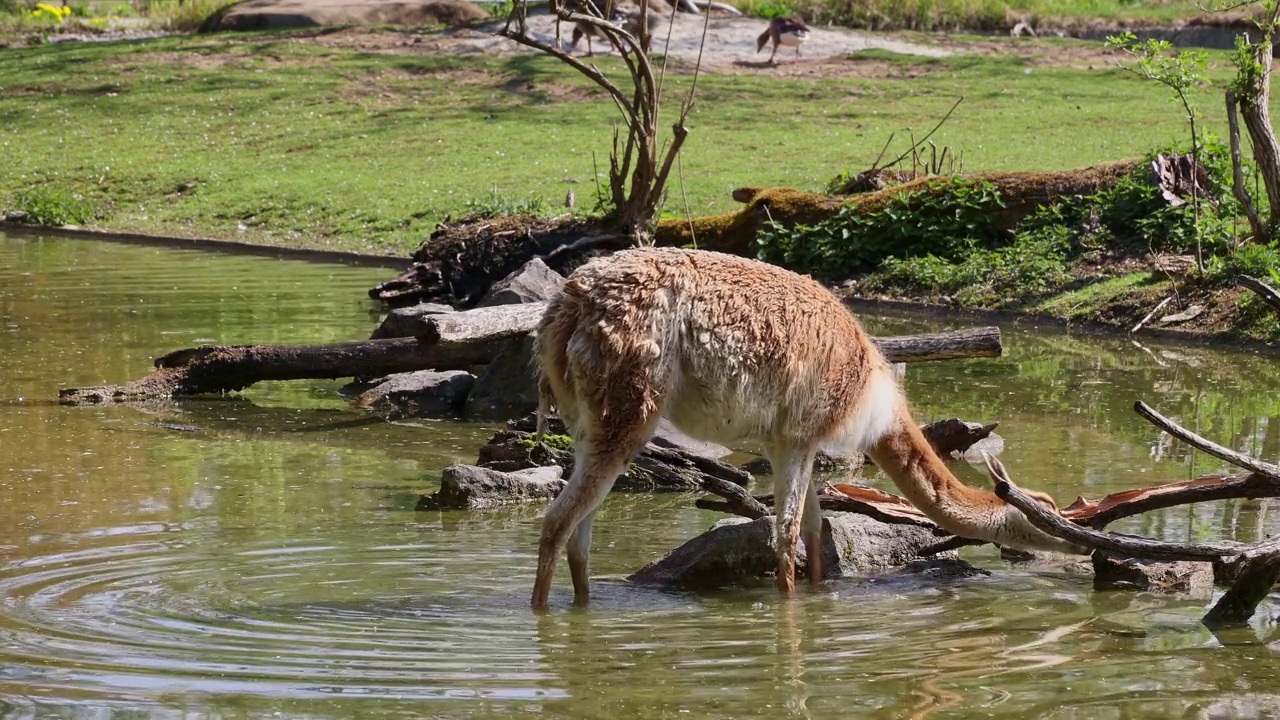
(995, 488, 1091, 556)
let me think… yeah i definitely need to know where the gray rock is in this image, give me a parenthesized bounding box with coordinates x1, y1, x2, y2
(898, 557, 991, 581)
(416, 464, 565, 510)
(4, 210, 29, 223)
(356, 369, 475, 417)
(627, 513, 953, 590)
(1092, 552, 1214, 595)
(960, 433, 1004, 463)
(740, 450, 862, 476)
(369, 302, 455, 340)
(477, 258, 565, 308)
(464, 333, 539, 420)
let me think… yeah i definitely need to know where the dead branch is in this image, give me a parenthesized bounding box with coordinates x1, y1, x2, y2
(1239, 274, 1280, 316)
(694, 485, 943, 529)
(988, 453, 1242, 562)
(1134, 400, 1280, 478)
(1130, 295, 1173, 334)
(1062, 473, 1280, 529)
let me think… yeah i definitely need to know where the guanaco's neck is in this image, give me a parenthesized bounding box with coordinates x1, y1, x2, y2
(864, 405, 1009, 542)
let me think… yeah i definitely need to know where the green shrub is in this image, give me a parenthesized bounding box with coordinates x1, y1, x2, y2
(11, 186, 98, 226)
(862, 225, 1073, 306)
(1203, 242, 1280, 287)
(755, 177, 1005, 280)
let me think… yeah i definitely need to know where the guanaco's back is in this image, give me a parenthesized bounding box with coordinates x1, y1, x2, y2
(536, 246, 899, 451)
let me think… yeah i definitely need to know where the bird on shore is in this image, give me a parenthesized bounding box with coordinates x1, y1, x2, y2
(756, 15, 810, 63)
(568, 0, 668, 56)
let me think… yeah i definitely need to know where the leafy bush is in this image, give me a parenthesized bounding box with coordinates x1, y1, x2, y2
(755, 177, 1005, 279)
(1204, 242, 1280, 287)
(11, 186, 98, 226)
(862, 225, 1073, 306)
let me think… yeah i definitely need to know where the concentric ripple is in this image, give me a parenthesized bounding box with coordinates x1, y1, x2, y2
(0, 523, 574, 704)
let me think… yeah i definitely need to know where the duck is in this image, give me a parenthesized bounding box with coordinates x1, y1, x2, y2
(569, 0, 668, 56)
(756, 15, 810, 63)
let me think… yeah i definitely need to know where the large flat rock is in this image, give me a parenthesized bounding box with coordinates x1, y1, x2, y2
(204, 0, 490, 32)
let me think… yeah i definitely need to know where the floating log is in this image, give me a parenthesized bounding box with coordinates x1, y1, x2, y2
(58, 338, 501, 404)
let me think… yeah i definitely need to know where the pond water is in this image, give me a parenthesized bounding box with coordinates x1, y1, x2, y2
(2, 229, 1279, 718)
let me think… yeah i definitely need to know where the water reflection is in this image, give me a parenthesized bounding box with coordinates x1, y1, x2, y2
(2, 230, 1280, 717)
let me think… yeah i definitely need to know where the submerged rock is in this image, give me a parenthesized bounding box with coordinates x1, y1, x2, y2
(416, 464, 565, 510)
(627, 513, 953, 589)
(356, 369, 475, 417)
(1092, 553, 1214, 595)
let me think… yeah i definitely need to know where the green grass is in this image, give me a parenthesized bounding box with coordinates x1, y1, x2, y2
(0, 28, 1267, 253)
(1025, 272, 1162, 318)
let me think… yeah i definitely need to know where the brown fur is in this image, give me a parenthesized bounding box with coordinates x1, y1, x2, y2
(530, 247, 1086, 610)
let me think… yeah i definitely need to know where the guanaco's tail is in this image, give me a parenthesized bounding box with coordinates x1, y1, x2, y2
(532, 290, 582, 438)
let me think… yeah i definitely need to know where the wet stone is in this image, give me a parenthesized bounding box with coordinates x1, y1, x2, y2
(416, 464, 565, 511)
(1092, 552, 1214, 595)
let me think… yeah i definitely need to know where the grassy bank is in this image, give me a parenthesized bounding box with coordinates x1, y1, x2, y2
(0, 28, 1261, 254)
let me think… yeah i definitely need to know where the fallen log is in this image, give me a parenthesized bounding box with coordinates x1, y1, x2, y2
(58, 338, 500, 404)
(61, 313, 1004, 401)
(652, 160, 1146, 257)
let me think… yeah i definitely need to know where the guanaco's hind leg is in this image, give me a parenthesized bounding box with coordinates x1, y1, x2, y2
(531, 417, 657, 610)
(801, 480, 824, 586)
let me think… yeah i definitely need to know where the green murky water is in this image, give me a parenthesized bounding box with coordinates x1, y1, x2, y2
(2, 229, 1279, 719)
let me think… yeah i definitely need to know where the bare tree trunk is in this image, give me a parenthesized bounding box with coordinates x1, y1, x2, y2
(1226, 91, 1267, 242)
(1236, 10, 1280, 236)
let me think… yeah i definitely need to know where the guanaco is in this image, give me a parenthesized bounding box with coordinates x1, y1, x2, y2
(530, 247, 1086, 610)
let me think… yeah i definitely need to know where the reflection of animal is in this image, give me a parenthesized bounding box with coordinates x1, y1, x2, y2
(529, 247, 1086, 610)
(756, 16, 810, 62)
(569, 0, 668, 56)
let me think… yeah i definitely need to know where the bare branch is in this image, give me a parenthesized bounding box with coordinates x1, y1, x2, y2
(1134, 400, 1280, 478)
(1063, 473, 1280, 529)
(498, 28, 637, 127)
(986, 452, 1242, 562)
(884, 97, 964, 171)
(1239, 274, 1280, 315)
